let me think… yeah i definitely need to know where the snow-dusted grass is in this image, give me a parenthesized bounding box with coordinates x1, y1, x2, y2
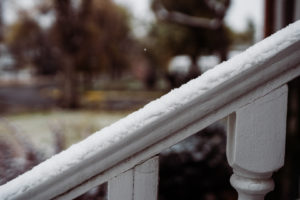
(0, 110, 131, 156)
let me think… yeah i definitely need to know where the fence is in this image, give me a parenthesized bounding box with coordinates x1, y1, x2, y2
(0, 20, 300, 200)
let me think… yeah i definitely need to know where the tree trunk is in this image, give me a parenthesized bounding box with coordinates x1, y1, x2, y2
(62, 58, 78, 108)
(187, 55, 201, 80)
(219, 48, 228, 62)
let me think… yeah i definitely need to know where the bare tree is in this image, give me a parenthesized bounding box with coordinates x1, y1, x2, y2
(152, 0, 230, 29)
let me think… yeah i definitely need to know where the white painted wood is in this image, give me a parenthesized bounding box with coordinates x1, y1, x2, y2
(108, 170, 134, 200)
(107, 157, 158, 200)
(227, 85, 288, 199)
(55, 63, 300, 200)
(133, 157, 159, 200)
(1, 23, 300, 200)
(230, 174, 274, 200)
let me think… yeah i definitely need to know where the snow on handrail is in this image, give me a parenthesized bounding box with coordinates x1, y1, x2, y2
(1, 20, 300, 200)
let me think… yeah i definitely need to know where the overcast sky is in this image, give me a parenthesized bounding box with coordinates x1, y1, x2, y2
(4, 0, 264, 40)
(226, 0, 264, 39)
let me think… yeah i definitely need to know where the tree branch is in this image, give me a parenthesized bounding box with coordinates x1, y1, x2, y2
(204, 0, 230, 19)
(153, 0, 229, 29)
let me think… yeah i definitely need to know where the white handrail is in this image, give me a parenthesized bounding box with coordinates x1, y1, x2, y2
(1, 20, 300, 200)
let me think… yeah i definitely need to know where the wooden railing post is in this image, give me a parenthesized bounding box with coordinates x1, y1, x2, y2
(108, 156, 159, 200)
(227, 85, 288, 200)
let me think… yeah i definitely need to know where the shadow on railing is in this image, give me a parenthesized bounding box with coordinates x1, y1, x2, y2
(0, 20, 300, 200)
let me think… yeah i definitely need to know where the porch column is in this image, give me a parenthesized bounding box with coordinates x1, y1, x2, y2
(226, 85, 288, 200)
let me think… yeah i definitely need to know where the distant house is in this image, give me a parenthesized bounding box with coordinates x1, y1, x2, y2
(264, 0, 300, 37)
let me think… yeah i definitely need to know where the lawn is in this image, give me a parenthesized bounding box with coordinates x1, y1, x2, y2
(0, 110, 132, 157)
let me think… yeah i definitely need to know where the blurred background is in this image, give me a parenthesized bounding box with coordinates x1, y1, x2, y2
(0, 0, 299, 199)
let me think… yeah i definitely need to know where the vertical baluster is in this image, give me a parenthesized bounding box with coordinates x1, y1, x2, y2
(108, 169, 134, 200)
(108, 156, 159, 200)
(133, 156, 159, 200)
(227, 85, 288, 200)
